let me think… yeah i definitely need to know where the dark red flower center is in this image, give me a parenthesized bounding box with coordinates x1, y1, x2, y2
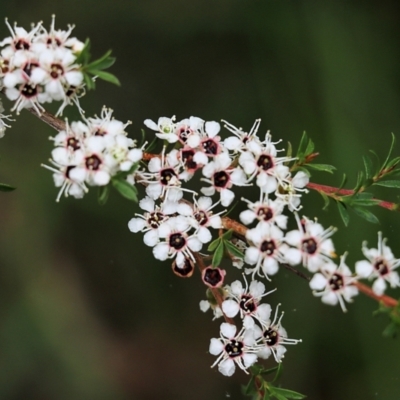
(194, 210, 208, 226)
(225, 339, 243, 358)
(85, 154, 102, 170)
(257, 154, 273, 171)
(213, 171, 229, 188)
(202, 139, 219, 155)
(329, 273, 344, 291)
(264, 328, 279, 346)
(260, 240, 276, 255)
(169, 233, 186, 250)
(160, 168, 177, 186)
(302, 238, 318, 254)
(257, 206, 273, 221)
(240, 295, 256, 313)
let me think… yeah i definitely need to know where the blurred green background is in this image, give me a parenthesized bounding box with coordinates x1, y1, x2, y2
(1, 1, 400, 399)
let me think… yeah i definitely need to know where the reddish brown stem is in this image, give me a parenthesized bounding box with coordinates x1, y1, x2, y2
(221, 216, 248, 237)
(193, 253, 234, 325)
(28, 108, 66, 131)
(354, 281, 398, 308)
(307, 182, 399, 211)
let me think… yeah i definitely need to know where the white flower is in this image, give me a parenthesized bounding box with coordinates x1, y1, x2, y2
(355, 232, 400, 295)
(177, 196, 223, 244)
(152, 216, 202, 267)
(310, 254, 358, 312)
(128, 196, 177, 247)
(256, 305, 301, 363)
(222, 119, 262, 152)
(285, 214, 336, 272)
(275, 170, 309, 211)
(144, 116, 177, 143)
(240, 192, 287, 229)
(34, 15, 84, 52)
(245, 223, 300, 280)
(209, 323, 258, 376)
(238, 133, 292, 193)
(201, 153, 247, 207)
(222, 276, 274, 328)
(41, 146, 88, 201)
(139, 148, 187, 202)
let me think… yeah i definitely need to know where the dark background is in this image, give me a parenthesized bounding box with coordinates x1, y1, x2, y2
(0, 1, 400, 399)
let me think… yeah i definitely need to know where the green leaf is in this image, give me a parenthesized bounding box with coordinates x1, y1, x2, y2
(304, 137, 314, 155)
(352, 170, 364, 193)
(272, 362, 283, 383)
(381, 132, 396, 171)
(363, 155, 374, 180)
(373, 180, 400, 188)
(369, 149, 381, 168)
(382, 322, 398, 338)
(296, 131, 308, 157)
(0, 182, 16, 192)
(75, 38, 91, 65)
(270, 387, 306, 400)
(212, 242, 225, 267)
(346, 196, 380, 207)
(83, 72, 95, 90)
(85, 50, 115, 70)
(222, 229, 233, 240)
(320, 192, 330, 210)
(337, 173, 347, 191)
(111, 179, 138, 201)
(242, 376, 256, 396)
(208, 238, 221, 252)
(87, 70, 121, 86)
(306, 163, 336, 173)
(98, 185, 110, 205)
(270, 392, 286, 400)
(224, 240, 244, 259)
(286, 141, 293, 160)
(337, 201, 349, 226)
(352, 207, 379, 224)
(385, 156, 400, 170)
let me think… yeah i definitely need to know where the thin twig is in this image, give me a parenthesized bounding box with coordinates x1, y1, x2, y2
(354, 281, 398, 308)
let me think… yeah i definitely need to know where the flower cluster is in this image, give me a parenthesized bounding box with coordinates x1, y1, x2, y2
(210, 286, 301, 376)
(0, 16, 85, 115)
(43, 107, 142, 201)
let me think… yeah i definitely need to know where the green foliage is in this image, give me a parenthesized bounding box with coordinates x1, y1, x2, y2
(242, 364, 306, 400)
(0, 182, 15, 192)
(310, 134, 400, 226)
(207, 229, 244, 267)
(76, 39, 120, 90)
(374, 300, 400, 338)
(97, 163, 140, 204)
(290, 132, 336, 175)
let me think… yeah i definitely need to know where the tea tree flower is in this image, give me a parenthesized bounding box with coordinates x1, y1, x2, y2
(153, 216, 202, 267)
(209, 323, 258, 376)
(201, 153, 247, 206)
(309, 254, 358, 312)
(285, 214, 337, 272)
(222, 277, 274, 328)
(240, 192, 287, 229)
(245, 224, 300, 279)
(222, 118, 262, 152)
(256, 305, 301, 362)
(355, 232, 400, 295)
